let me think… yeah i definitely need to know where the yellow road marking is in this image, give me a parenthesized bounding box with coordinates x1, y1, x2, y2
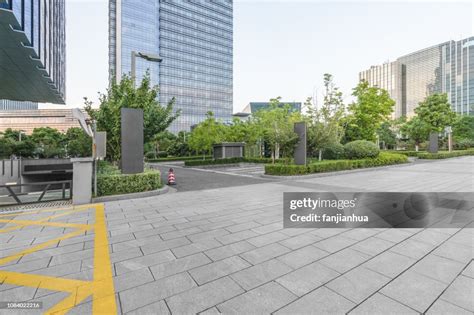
(0, 203, 117, 314)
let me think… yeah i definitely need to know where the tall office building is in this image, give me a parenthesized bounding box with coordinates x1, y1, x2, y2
(360, 37, 474, 118)
(109, 0, 233, 132)
(0, 0, 66, 106)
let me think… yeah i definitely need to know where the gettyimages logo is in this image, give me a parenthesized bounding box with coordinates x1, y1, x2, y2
(283, 192, 473, 228)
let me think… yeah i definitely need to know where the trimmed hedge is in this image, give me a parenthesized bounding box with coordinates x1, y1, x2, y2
(97, 169, 162, 196)
(147, 155, 211, 162)
(264, 152, 408, 176)
(184, 157, 278, 167)
(385, 150, 423, 157)
(416, 150, 474, 159)
(322, 143, 345, 160)
(344, 140, 380, 159)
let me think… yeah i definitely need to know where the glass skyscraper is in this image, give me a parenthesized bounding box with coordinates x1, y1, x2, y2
(360, 37, 474, 118)
(0, 0, 66, 105)
(109, 0, 233, 133)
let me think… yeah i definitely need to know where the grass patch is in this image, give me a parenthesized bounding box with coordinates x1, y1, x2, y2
(264, 152, 408, 176)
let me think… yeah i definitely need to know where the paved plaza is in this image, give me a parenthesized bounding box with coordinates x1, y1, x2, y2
(0, 157, 473, 314)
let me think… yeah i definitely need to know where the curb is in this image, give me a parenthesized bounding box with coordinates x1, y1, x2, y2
(92, 185, 169, 203)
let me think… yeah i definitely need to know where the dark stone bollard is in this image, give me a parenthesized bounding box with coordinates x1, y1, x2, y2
(428, 132, 438, 153)
(294, 122, 307, 165)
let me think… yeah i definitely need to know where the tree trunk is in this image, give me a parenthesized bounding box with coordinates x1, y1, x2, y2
(318, 149, 322, 161)
(415, 144, 419, 152)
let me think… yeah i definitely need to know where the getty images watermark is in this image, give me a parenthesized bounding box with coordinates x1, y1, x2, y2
(283, 192, 473, 228)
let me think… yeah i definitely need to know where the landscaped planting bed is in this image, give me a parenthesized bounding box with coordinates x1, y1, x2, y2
(416, 149, 474, 159)
(264, 152, 408, 176)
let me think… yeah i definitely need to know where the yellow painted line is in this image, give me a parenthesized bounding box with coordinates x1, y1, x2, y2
(92, 203, 117, 314)
(0, 203, 116, 314)
(0, 229, 88, 266)
(0, 208, 91, 234)
(0, 203, 94, 218)
(0, 270, 89, 292)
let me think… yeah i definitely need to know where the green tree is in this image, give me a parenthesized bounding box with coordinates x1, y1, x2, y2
(415, 93, 456, 133)
(0, 137, 14, 158)
(167, 131, 193, 156)
(30, 127, 65, 158)
(376, 121, 396, 150)
(344, 80, 395, 142)
(65, 127, 92, 157)
(252, 97, 300, 163)
(452, 115, 474, 140)
(188, 111, 225, 158)
(0, 129, 35, 157)
(84, 72, 179, 162)
(401, 116, 430, 151)
(306, 74, 345, 160)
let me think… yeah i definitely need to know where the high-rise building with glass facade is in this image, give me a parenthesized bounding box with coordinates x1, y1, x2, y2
(109, 0, 233, 133)
(0, 0, 66, 105)
(360, 37, 474, 118)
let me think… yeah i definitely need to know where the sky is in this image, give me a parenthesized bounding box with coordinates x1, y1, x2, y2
(44, 0, 473, 112)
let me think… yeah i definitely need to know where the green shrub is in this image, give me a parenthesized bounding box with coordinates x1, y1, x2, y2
(157, 151, 168, 158)
(344, 140, 380, 159)
(385, 150, 424, 157)
(417, 150, 474, 159)
(322, 143, 345, 160)
(265, 152, 407, 175)
(97, 169, 162, 196)
(145, 151, 157, 160)
(453, 139, 474, 150)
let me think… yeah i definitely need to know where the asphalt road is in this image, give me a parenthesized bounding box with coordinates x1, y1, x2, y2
(148, 162, 272, 192)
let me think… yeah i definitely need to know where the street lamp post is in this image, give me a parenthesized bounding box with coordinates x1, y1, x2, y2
(131, 51, 163, 85)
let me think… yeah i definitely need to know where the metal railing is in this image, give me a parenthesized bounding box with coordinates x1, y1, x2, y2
(0, 180, 72, 206)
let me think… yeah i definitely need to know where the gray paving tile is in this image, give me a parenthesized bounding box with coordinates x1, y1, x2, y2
(342, 228, 380, 241)
(216, 230, 260, 245)
(217, 281, 297, 314)
(199, 307, 220, 314)
(313, 234, 358, 253)
(119, 272, 196, 313)
(276, 262, 340, 296)
(113, 267, 154, 292)
(275, 286, 355, 314)
(411, 254, 465, 284)
(225, 221, 261, 233)
(409, 229, 451, 246)
(171, 239, 222, 258)
(160, 227, 203, 240)
(326, 266, 390, 303)
(390, 238, 436, 260)
(380, 271, 447, 313)
(350, 237, 395, 256)
(250, 222, 283, 235)
(247, 231, 289, 247)
(349, 293, 418, 315)
(240, 243, 291, 265)
(427, 299, 472, 315)
(140, 237, 190, 255)
(432, 241, 473, 264)
(114, 250, 175, 275)
(187, 229, 230, 242)
(150, 253, 211, 280)
(276, 245, 329, 269)
(439, 275, 473, 312)
(230, 259, 293, 290)
(363, 251, 416, 278)
(462, 261, 474, 278)
(189, 256, 251, 285)
(126, 300, 170, 315)
(166, 277, 244, 314)
(374, 229, 414, 243)
(204, 241, 256, 261)
(278, 233, 322, 250)
(319, 248, 371, 273)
